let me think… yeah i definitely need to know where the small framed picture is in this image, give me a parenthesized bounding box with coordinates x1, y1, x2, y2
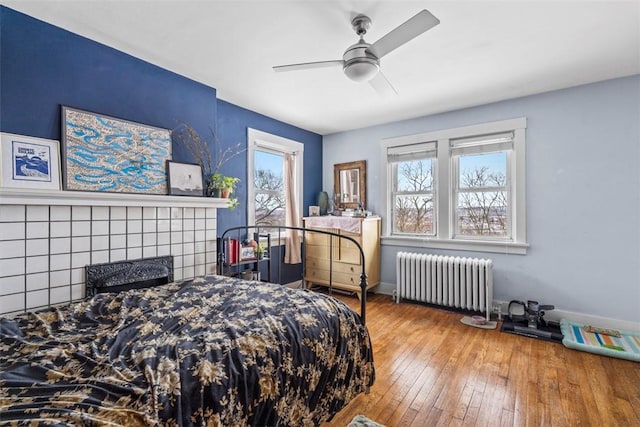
(166, 161, 204, 196)
(309, 205, 320, 216)
(240, 245, 256, 261)
(0, 133, 61, 190)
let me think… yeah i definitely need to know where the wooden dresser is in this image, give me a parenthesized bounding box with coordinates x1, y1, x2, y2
(302, 216, 381, 299)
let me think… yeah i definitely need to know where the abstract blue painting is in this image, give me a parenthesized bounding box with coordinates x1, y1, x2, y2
(62, 107, 172, 194)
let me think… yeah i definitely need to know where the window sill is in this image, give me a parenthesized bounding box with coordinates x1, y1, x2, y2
(381, 236, 528, 255)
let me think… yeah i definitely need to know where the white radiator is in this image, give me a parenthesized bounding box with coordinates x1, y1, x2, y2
(396, 252, 493, 320)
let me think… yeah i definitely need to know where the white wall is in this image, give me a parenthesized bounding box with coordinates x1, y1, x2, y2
(323, 75, 640, 327)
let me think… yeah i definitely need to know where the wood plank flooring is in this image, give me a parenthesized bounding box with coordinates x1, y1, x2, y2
(322, 293, 640, 427)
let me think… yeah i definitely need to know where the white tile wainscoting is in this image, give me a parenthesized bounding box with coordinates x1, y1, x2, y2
(0, 188, 229, 315)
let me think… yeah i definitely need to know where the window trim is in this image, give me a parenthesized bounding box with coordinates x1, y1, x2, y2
(247, 128, 304, 228)
(380, 117, 528, 255)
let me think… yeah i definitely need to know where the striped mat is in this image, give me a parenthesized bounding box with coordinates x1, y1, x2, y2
(560, 319, 640, 362)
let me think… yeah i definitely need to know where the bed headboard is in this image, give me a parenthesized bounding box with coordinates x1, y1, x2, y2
(85, 256, 174, 297)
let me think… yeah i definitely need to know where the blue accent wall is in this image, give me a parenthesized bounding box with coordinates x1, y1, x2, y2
(217, 99, 323, 234)
(0, 6, 323, 239)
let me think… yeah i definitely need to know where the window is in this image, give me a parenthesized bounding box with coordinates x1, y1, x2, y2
(381, 118, 527, 254)
(248, 129, 303, 231)
(388, 142, 437, 235)
(254, 149, 285, 227)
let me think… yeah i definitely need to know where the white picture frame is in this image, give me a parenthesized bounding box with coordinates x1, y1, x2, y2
(309, 205, 320, 216)
(0, 133, 61, 190)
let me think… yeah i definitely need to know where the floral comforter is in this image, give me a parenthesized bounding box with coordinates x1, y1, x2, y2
(0, 275, 374, 426)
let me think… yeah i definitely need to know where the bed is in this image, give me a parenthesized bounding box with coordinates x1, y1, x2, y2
(0, 229, 375, 426)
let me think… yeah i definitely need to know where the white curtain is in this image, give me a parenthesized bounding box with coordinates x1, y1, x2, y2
(283, 153, 301, 264)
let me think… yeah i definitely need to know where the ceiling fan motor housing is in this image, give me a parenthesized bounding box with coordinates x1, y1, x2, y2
(343, 41, 379, 82)
(343, 14, 380, 82)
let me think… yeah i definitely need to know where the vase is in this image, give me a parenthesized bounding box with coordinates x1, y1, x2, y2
(317, 191, 329, 215)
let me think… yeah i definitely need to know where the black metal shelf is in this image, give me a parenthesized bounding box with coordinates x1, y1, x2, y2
(217, 232, 272, 282)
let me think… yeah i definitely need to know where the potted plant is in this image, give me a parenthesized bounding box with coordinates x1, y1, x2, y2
(207, 173, 240, 207)
(256, 242, 267, 259)
(220, 175, 240, 199)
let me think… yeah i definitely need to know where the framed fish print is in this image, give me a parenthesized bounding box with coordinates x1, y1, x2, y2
(0, 133, 61, 190)
(61, 106, 172, 194)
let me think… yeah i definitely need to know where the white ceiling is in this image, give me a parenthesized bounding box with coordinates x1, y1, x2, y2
(3, 1, 639, 135)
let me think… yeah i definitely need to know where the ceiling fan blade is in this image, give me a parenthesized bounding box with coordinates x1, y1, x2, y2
(369, 70, 398, 97)
(273, 60, 343, 72)
(369, 9, 440, 59)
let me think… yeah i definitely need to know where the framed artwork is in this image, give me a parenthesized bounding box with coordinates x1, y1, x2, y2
(240, 246, 256, 261)
(0, 133, 61, 190)
(166, 161, 204, 196)
(61, 106, 172, 194)
(309, 205, 320, 216)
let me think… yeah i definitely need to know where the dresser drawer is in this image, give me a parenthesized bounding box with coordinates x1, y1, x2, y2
(339, 230, 362, 247)
(305, 244, 329, 259)
(339, 247, 361, 264)
(305, 267, 363, 288)
(306, 257, 363, 273)
(305, 229, 332, 246)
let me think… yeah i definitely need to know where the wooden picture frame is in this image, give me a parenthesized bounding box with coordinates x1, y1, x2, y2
(334, 160, 366, 210)
(61, 106, 172, 194)
(166, 161, 204, 196)
(0, 133, 61, 190)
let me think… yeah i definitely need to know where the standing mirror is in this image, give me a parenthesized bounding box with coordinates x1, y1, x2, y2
(333, 160, 366, 210)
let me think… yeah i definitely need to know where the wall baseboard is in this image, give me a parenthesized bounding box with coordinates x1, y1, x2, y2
(374, 282, 639, 332)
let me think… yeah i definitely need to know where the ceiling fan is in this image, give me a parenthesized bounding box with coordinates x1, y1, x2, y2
(273, 9, 440, 95)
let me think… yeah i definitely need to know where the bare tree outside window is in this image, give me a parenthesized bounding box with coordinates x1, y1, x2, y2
(393, 159, 434, 234)
(456, 155, 508, 237)
(255, 168, 285, 227)
(254, 149, 287, 229)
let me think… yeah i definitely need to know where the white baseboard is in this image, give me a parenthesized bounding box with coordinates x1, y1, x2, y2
(374, 281, 396, 296)
(375, 282, 639, 332)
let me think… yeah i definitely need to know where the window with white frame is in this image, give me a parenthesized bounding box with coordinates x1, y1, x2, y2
(388, 142, 437, 235)
(381, 118, 527, 254)
(254, 149, 286, 227)
(247, 128, 303, 231)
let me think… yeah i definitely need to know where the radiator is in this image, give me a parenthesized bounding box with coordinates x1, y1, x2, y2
(396, 252, 493, 320)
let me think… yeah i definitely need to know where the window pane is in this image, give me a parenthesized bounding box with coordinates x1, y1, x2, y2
(393, 195, 434, 234)
(254, 150, 285, 227)
(256, 192, 285, 227)
(459, 152, 506, 189)
(396, 159, 433, 192)
(456, 191, 507, 237)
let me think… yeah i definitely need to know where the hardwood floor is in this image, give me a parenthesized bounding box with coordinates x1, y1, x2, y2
(323, 293, 640, 427)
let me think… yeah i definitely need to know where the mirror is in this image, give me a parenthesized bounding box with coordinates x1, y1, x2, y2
(333, 160, 366, 210)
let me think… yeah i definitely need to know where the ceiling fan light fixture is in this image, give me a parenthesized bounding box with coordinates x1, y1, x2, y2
(343, 59, 379, 82)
